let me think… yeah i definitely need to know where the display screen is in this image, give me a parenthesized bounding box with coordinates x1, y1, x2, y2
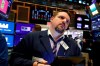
(4, 34, 14, 48)
(31, 9, 48, 24)
(0, 0, 9, 14)
(0, 0, 13, 19)
(30, 5, 53, 24)
(75, 14, 91, 30)
(15, 22, 34, 35)
(32, 9, 46, 20)
(0, 20, 15, 34)
(76, 22, 82, 29)
(89, 3, 99, 16)
(14, 34, 25, 46)
(83, 24, 89, 29)
(89, 3, 100, 17)
(91, 14, 100, 30)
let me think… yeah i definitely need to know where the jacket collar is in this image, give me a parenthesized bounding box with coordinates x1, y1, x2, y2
(39, 30, 53, 54)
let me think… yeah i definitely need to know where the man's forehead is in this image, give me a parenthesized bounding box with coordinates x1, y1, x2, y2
(57, 12, 69, 17)
(57, 12, 68, 15)
(57, 12, 70, 19)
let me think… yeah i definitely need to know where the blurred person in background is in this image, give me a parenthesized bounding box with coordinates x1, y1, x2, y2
(32, 24, 41, 32)
(0, 32, 8, 66)
(74, 37, 82, 51)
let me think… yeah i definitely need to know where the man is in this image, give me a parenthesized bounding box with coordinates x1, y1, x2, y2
(32, 24, 41, 32)
(9, 11, 81, 66)
(0, 32, 8, 66)
(74, 37, 82, 50)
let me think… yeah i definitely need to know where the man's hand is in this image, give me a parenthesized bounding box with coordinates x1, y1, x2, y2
(33, 58, 51, 66)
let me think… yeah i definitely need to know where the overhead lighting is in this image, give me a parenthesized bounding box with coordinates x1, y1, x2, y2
(87, 3, 89, 5)
(79, 1, 82, 4)
(69, 0, 72, 2)
(83, 1, 86, 4)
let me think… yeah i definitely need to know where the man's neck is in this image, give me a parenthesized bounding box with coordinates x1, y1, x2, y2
(49, 28, 63, 41)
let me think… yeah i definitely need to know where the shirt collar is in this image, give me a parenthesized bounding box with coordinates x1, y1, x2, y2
(48, 30, 65, 40)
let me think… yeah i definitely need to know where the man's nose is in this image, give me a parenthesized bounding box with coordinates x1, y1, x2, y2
(62, 19, 67, 23)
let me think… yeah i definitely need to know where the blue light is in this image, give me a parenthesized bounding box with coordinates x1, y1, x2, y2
(0, 21, 15, 34)
(4, 34, 14, 47)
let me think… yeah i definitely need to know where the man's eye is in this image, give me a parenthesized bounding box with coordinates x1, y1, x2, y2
(66, 20, 70, 24)
(59, 16, 64, 19)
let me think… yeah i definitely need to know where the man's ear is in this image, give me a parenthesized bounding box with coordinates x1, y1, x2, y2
(50, 16, 54, 22)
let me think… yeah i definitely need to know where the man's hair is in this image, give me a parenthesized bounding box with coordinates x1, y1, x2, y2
(34, 24, 41, 31)
(53, 10, 71, 17)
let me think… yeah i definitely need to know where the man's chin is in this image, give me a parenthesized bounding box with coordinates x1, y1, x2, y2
(56, 29, 64, 34)
(55, 27, 65, 34)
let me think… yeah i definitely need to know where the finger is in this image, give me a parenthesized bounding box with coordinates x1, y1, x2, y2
(39, 59, 48, 64)
(38, 63, 51, 66)
(45, 65, 51, 66)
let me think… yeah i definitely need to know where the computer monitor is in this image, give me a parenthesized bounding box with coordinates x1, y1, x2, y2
(89, 3, 100, 17)
(76, 22, 82, 29)
(91, 14, 100, 30)
(0, 20, 15, 34)
(0, 0, 13, 19)
(75, 14, 91, 30)
(30, 5, 53, 24)
(89, 3, 99, 16)
(4, 34, 14, 48)
(15, 22, 34, 35)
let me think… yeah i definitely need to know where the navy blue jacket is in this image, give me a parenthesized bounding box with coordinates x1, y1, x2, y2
(9, 31, 81, 66)
(0, 32, 8, 66)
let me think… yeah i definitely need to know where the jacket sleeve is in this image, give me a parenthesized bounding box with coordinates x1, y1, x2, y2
(0, 33, 8, 66)
(9, 33, 34, 66)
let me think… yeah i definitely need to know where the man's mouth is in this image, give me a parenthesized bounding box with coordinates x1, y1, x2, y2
(60, 23, 65, 29)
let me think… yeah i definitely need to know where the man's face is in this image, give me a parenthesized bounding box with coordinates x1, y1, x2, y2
(50, 12, 70, 33)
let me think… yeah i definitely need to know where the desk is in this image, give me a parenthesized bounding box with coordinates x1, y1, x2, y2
(51, 56, 85, 66)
